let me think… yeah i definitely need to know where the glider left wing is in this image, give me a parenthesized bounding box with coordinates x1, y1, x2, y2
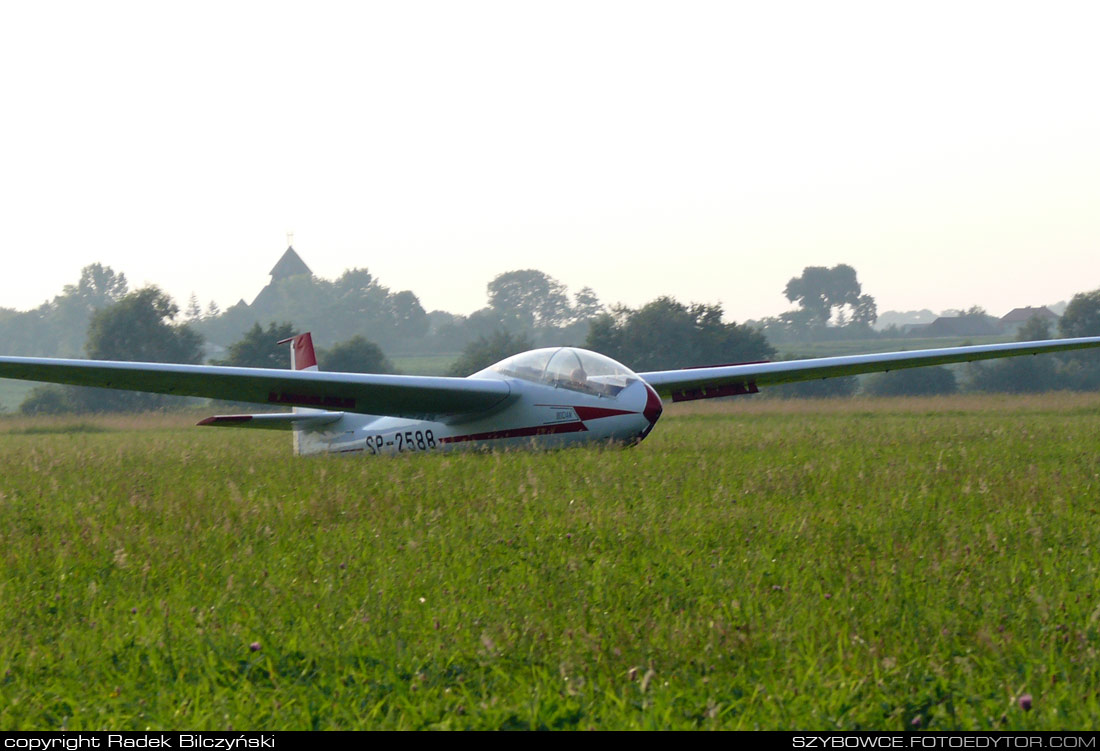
(0, 356, 512, 420)
(640, 336, 1100, 401)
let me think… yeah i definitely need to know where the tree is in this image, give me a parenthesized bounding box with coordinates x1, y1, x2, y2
(185, 293, 202, 321)
(322, 336, 394, 374)
(864, 366, 957, 397)
(62, 263, 129, 310)
(1055, 293, 1100, 390)
(19, 385, 77, 415)
(487, 270, 572, 329)
(850, 294, 878, 328)
(215, 322, 297, 369)
(1060, 290, 1100, 338)
(86, 287, 202, 363)
(1017, 314, 1054, 342)
(572, 287, 605, 322)
(388, 290, 430, 340)
(448, 330, 533, 377)
(584, 297, 774, 372)
(784, 264, 864, 326)
(767, 376, 858, 399)
(968, 314, 1057, 394)
(77, 287, 204, 412)
(2, 263, 132, 358)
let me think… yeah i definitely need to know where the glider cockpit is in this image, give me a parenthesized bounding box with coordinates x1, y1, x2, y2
(479, 347, 639, 398)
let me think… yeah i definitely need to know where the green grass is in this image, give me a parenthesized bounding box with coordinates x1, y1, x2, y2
(2, 393, 1099, 729)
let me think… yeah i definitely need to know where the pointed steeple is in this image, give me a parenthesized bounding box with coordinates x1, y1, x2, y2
(268, 246, 312, 282)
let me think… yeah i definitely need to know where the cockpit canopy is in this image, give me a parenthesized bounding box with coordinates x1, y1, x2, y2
(477, 347, 639, 397)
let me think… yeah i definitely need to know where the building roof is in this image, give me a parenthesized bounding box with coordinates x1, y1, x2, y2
(269, 246, 312, 281)
(1000, 306, 1058, 324)
(923, 315, 1003, 337)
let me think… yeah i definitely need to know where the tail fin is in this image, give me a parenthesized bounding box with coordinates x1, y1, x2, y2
(276, 332, 322, 456)
(197, 333, 341, 457)
(277, 332, 318, 371)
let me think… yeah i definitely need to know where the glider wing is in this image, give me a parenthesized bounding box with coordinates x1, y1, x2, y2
(0, 357, 512, 420)
(639, 337, 1100, 401)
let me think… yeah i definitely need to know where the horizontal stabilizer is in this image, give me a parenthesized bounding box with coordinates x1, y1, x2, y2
(197, 412, 345, 431)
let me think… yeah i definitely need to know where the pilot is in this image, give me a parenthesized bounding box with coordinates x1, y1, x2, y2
(569, 367, 589, 391)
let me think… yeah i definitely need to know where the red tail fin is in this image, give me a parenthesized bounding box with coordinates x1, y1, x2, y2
(276, 332, 318, 371)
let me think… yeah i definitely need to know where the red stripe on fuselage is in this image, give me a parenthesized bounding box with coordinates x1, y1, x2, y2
(439, 421, 588, 444)
(572, 406, 635, 421)
(197, 415, 253, 425)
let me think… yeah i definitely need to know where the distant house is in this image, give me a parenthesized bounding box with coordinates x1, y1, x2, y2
(1000, 306, 1059, 334)
(251, 246, 313, 308)
(918, 315, 1003, 338)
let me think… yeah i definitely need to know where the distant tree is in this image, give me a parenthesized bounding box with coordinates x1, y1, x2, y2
(584, 297, 774, 372)
(864, 366, 957, 397)
(85, 287, 202, 364)
(1017, 314, 1054, 342)
(76, 287, 204, 412)
(572, 287, 605, 322)
(1, 263, 132, 358)
(448, 330, 533, 377)
(1054, 295, 1100, 390)
(784, 264, 864, 326)
(488, 270, 573, 329)
(968, 314, 1057, 394)
(766, 376, 858, 399)
(19, 385, 77, 415)
(850, 294, 879, 328)
(185, 293, 202, 321)
(321, 336, 394, 374)
(463, 307, 509, 340)
(387, 290, 430, 339)
(62, 263, 129, 310)
(205, 301, 221, 318)
(215, 322, 297, 369)
(1059, 290, 1100, 338)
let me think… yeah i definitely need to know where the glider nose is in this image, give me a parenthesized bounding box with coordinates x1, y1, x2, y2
(638, 381, 663, 441)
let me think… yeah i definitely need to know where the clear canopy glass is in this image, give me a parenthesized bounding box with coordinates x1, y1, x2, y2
(478, 347, 639, 397)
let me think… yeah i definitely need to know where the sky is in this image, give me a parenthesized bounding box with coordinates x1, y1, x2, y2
(1, 1, 1098, 323)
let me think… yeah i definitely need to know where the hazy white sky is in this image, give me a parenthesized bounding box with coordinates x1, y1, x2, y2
(1, 0, 1098, 322)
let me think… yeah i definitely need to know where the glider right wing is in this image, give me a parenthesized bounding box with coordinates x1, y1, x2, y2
(639, 336, 1100, 401)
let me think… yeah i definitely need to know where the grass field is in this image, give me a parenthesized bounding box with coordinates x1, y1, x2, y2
(2, 393, 1100, 730)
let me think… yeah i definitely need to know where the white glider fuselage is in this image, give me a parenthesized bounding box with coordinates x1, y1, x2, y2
(293, 375, 662, 457)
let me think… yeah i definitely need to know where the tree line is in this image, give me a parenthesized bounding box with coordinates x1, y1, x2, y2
(6, 260, 1100, 414)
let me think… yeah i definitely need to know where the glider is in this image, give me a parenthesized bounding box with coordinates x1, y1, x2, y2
(2, 332, 1099, 456)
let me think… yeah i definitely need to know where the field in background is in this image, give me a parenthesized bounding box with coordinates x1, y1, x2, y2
(0, 379, 36, 413)
(391, 354, 460, 376)
(2, 394, 1099, 729)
